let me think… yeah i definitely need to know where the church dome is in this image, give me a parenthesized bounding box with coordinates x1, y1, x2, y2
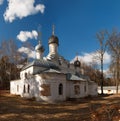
(74, 59, 81, 68)
(35, 41, 45, 52)
(48, 35, 59, 45)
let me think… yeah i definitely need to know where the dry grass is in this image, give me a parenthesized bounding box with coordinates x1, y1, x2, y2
(0, 90, 120, 121)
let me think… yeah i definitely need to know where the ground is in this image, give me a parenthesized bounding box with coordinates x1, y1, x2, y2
(0, 90, 120, 121)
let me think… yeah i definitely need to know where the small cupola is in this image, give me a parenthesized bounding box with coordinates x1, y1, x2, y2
(48, 25, 59, 55)
(74, 57, 81, 68)
(35, 41, 44, 52)
(48, 25, 59, 46)
(35, 41, 45, 60)
(35, 27, 45, 60)
(48, 35, 59, 46)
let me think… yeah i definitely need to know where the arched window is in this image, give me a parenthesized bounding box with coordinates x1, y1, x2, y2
(59, 83, 63, 95)
(84, 85, 86, 92)
(28, 84, 30, 93)
(23, 85, 26, 93)
(25, 73, 27, 79)
(74, 85, 80, 95)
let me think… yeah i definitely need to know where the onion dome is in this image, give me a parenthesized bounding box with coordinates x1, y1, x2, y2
(35, 41, 45, 52)
(74, 58, 81, 68)
(48, 35, 59, 45)
(48, 24, 59, 45)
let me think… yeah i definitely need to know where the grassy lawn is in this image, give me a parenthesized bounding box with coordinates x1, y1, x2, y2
(0, 90, 120, 121)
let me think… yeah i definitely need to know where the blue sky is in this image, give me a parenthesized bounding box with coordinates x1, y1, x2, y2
(0, 0, 120, 69)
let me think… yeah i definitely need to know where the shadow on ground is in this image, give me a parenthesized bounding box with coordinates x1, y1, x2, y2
(0, 90, 120, 121)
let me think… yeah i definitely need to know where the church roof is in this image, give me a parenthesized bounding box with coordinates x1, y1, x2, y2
(22, 59, 59, 71)
(66, 73, 86, 81)
(48, 35, 59, 45)
(32, 68, 61, 75)
(35, 41, 44, 52)
(43, 68, 61, 73)
(48, 25, 59, 45)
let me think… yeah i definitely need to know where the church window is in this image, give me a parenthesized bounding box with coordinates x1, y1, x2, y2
(59, 83, 63, 95)
(25, 73, 27, 78)
(23, 85, 26, 93)
(74, 85, 80, 95)
(68, 63, 70, 68)
(84, 85, 86, 92)
(28, 84, 30, 93)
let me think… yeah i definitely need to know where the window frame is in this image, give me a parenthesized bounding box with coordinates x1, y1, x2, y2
(59, 83, 63, 95)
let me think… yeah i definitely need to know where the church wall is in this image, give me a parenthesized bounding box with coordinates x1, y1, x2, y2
(69, 64, 76, 71)
(67, 80, 88, 98)
(24, 78, 40, 98)
(20, 66, 46, 79)
(85, 81, 89, 96)
(59, 60, 69, 68)
(10, 79, 22, 95)
(59, 63, 79, 75)
(88, 82, 98, 96)
(66, 81, 71, 99)
(79, 81, 88, 97)
(20, 67, 34, 79)
(10, 77, 39, 98)
(35, 73, 66, 102)
(51, 79, 66, 102)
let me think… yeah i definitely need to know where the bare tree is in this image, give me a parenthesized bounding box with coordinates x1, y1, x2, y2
(96, 30, 108, 94)
(0, 40, 21, 89)
(108, 30, 120, 93)
(0, 40, 21, 64)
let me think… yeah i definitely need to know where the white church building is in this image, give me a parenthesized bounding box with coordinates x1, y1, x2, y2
(10, 27, 98, 102)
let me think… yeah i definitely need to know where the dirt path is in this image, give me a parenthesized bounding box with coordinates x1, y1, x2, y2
(0, 90, 120, 121)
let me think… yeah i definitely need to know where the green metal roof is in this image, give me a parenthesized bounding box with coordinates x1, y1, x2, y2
(66, 73, 86, 81)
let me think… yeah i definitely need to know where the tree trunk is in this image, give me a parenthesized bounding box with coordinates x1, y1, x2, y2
(101, 54, 104, 95)
(116, 57, 119, 94)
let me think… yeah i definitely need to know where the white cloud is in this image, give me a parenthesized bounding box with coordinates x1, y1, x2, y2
(0, 0, 4, 5)
(71, 51, 111, 65)
(17, 30, 38, 42)
(103, 69, 112, 77)
(18, 47, 35, 59)
(4, 0, 45, 22)
(102, 52, 111, 64)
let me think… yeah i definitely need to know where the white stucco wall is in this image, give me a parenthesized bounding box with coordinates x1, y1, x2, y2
(20, 67, 33, 79)
(67, 80, 88, 99)
(10, 79, 22, 95)
(35, 73, 66, 102)
(10, 63, 98, 102)
(10, 77, 39, 98)
(88, 82, 98, 96)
